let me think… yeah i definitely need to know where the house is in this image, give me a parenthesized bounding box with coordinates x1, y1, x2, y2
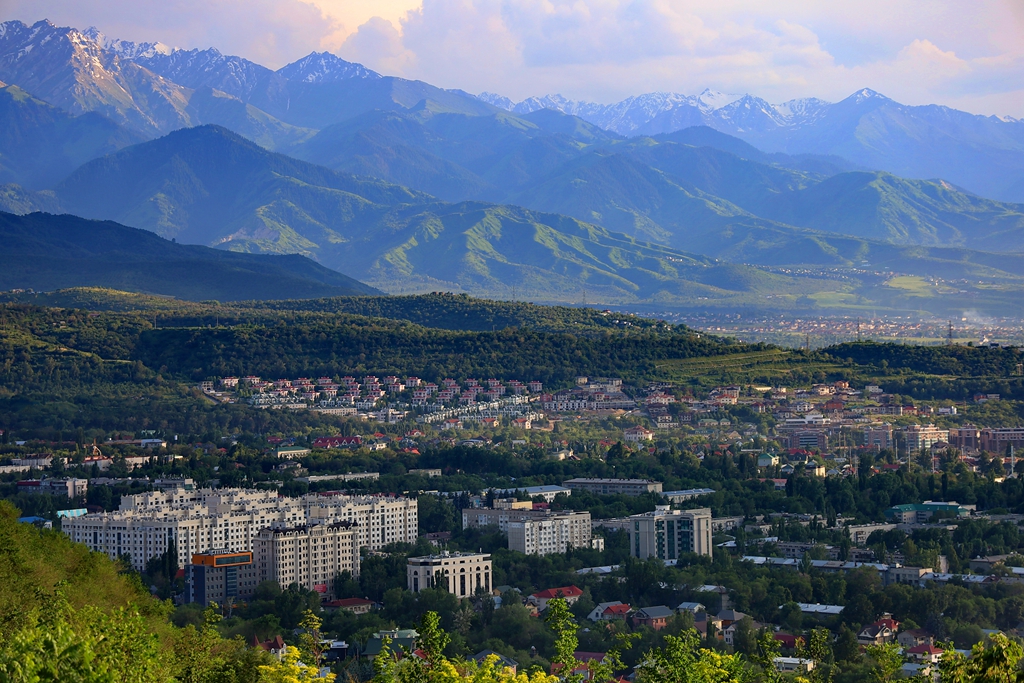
(361, 629, 419, 659)
(858, 614, 899, 646)
(907, 644, 943, 665)
(472, 651, 517, 673)
(717, 609, 746, 629)
(897, 629, 934, 648)
(588, 601, 631, 622)
(623, 426, 655, 443)
(774, 657, 816, 673)
(723, 618, 761, 646)
(633, 606, 674, 630)
(551, 652, 610, 681)
(529, 586, 584, 609)
(774, 633, 802, 650)
(694, 613, 723, 640)
(252, 636, 288, 660)
(676, 601, 705, 614)
(324, 598, 375, 615)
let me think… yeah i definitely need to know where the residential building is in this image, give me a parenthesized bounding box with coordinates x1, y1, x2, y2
(898, 629, 934, 648)
(884, 501, 970, 524)
(496, 485, 571, 502)
(16, 478, 88, 498)
(563, 478, 663, 496)
(862, 424, 893, 450)
(902, 425, 950, 452)
(588, 602, 631, 622)
(949, 425, 981, 452)
(774, 658, 815, 673)
(633, 606, 674, 630)
(623, 426, 655, 443)
(407, 552, 492, 597)
(529, 585, 584, 609)
(857, 614, 899, 646)
(253, 521, 360, 598)
(187, 550, 259, 606)
(507, 513, 593, 556)
(627, 506, 713, 560)
(846, 523, 897, 545)
(980, 428, 1024, 454)
(63, 487, 417, 572)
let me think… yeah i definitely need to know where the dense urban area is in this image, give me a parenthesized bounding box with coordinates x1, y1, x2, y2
(4, 294, 1024, 682)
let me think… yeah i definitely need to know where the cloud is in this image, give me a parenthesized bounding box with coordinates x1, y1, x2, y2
(3, 0, 1022, 116)
(334, 0, 1024, 116)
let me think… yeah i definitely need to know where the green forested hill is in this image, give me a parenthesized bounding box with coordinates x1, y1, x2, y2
(0, 211, 379, 300)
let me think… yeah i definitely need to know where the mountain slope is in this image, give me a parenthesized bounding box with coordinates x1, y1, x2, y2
(486, 88, 1024, 203)
(0, 211, 380, 300)
(0, 82, 143, 188)
(50, 125, 428, 248)
(0, 20, 194, 136)
(750, 171, 1024, 250)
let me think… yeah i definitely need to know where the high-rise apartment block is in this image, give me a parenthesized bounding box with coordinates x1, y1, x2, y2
(462, 507, 591, 556)
(253, 521, 360, 598)
(62, 487, 417, 571)
(628, 506, 713, 560)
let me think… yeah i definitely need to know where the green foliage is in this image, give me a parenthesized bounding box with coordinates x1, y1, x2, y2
(0, 211, 377, 301)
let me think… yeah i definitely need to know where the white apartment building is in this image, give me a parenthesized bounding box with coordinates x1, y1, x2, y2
(253, 521, 360, 598)
(628, 506, 712, 560)
(902, 425, 949, 452)
(407, 552, 492, 597)
(63, 487, 417, 571)
(508, 514, 592, 556)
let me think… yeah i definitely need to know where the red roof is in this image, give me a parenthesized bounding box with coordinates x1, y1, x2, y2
(603, 604, 631, 615)
(574, 652, 607, 663)
(326, 598, 374, 608)
(908, 644, 943, 655)
(532, 586, 583, 600)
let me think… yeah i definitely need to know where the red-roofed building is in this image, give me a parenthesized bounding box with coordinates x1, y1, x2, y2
(858, 614, 900, 646)
(529, 586, 584, 609)
(907, 644, 943, 664)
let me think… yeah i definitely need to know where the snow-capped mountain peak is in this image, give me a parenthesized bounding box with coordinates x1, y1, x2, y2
(477, 92, 515, 111)
(695, 88, 742, 111)
(275, 51, 380, 83)
(81, 27, 172, 59)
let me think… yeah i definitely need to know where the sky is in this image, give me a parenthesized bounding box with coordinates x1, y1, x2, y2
(4, 0, 1024, 117)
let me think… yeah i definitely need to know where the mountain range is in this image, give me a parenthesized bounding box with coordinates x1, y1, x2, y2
(0, 210, 379, 301)
(2, 18, 1024, 317)
(480, 89, 1024, 204)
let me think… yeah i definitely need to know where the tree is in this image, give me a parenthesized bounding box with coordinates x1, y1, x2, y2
(418, 611, 451, 667)
(544, 598, 582, 683)
(751, 629, 782, 683)
(635, 628, 752, 683)
(298, 610, 327, 675)
(865, 642, 904, 683)
(833, 624, 860, 663)
(798, 628, 834, 683)
(259, 645, 333, 683)
(732, 617, 758, 656)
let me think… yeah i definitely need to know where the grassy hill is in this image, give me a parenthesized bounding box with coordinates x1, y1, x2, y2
(0, 211, 380, 301)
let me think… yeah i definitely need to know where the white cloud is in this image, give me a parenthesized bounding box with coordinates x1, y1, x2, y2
(3, 0, 1022, 116)
(335, 0, 1024, 116)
